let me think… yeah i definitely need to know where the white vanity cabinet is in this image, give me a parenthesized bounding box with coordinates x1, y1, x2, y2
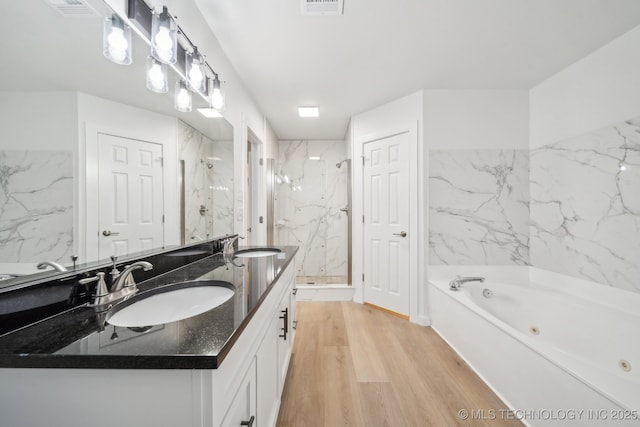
(255, 266, 296, 427)
(205, 261, 296, 427)
(0, 259, 297, 427)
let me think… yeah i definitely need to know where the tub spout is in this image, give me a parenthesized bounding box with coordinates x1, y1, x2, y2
(449, 275, 485, 290)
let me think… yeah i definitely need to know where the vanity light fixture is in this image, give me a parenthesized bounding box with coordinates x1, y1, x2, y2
(210, 74, 225, 111)
(151, 6, 177, 64)
(103, 14, 132, 65)
(309, 156, 321, 160)
(146, 56, 168, 93)
(298, 106, 319, 117)
(175, 80, 192, 112)
(186, 47, 206, 94)
(106, 0, 229, 115)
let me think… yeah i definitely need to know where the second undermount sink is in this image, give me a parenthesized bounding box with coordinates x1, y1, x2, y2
(234, 247, 282, 258)
(106, 280, 234, 327)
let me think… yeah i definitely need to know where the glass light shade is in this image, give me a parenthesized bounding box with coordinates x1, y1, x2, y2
(209, 76, 225, 111)
(151, 6, 177, 64)
(174, 80, 192, 112)
(103, 15, 132, 65)
(186, 48, 206, 94)
(146, 57, 168, 93)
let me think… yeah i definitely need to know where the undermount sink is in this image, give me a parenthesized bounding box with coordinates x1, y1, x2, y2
(234, 247, 282, 258)
(106, 280, 235, 327)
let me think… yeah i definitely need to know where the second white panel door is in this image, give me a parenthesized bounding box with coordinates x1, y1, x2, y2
(363, 132, 410, 316)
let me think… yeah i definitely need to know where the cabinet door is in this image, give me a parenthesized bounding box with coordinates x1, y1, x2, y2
(276, 293, 292, 395)
(221, 358, 257, 427)
(256, 314, 279, 427)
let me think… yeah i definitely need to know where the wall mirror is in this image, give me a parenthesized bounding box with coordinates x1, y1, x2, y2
(0, 0, 234, 288)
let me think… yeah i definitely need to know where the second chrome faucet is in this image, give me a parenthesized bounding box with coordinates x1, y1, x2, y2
(81, 257, 153, 307)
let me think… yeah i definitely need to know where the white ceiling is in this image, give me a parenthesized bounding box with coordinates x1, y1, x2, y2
(195, 0, 640, 140)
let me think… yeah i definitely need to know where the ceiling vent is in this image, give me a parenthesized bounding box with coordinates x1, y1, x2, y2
(301, 0, 344, 16)
(44, 0, 99, 18)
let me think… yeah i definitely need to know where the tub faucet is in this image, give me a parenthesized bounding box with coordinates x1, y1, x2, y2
(449, 275, 485, 290)
(37, 261, 68, 272)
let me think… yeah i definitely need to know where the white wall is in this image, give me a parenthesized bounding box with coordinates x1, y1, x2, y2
(0, 92, 77, 151)
(530, 25, 640, 148)
(423, 90, 529, 150)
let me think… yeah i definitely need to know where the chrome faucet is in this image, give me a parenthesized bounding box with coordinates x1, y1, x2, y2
(111, 261, 153, 292)
(37, 261, 68, 272)
(449, 275, 485, 290)
(80, 261, 153, 307)
(223, 235, 244, 258)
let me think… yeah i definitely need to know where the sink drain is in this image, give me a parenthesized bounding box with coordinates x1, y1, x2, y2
(619, 359, 632, 372)
(482, 288, 493, 298)
(529, 326, 540, 335)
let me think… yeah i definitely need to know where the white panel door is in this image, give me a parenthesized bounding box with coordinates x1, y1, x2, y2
(97, 133, 164, 259)
(363, 132, 410, 316)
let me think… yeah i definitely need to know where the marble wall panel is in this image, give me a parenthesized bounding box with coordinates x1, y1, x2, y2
(178, 121, 233, 242)
(0, 151, 73, 263)
(428, 150, 530, 265)
(275, 140, 348, 279)
(530, 118, 640, 292)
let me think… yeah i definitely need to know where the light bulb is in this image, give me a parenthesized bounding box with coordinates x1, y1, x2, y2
(151, 6, 177, 64)
(188, 63, 204, 87)
(148, 66, 165, 91)
(155, 27, 173, 50)
(210, 76, 224, 110)
(107, 27, 128, 51)
(103, 14, 131, 65)
(175, 81, 192, 112)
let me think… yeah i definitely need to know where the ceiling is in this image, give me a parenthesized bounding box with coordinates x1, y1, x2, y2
(195, 0, 640, 140)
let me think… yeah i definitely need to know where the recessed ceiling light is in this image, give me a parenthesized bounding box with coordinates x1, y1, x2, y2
(298, 106, 319, 117)
(309, 156, 321, 160)
(197, 107, 223, 118)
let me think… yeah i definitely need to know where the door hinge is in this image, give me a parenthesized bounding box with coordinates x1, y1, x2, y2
(162, 214, 165, 223)
(362, 156, 365, 166)
(259, 158, 264, 166)
(362, 273, 365, 282)
(362, 215, 365, 224)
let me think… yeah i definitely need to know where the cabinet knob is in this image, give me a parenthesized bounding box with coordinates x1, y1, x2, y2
(240, 415, 255, 427)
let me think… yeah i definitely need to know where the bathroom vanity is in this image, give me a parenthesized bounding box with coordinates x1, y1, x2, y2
(0, 243, 298, 427)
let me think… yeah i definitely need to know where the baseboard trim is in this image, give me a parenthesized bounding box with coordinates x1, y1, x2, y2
(364, 302, 410, 320)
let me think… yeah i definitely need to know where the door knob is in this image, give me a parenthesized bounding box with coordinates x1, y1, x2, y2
(393, 231, 407, 238)
(102, 230, 121, 237)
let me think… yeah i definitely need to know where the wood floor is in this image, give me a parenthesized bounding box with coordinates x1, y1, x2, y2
(277, 302, 522, 427)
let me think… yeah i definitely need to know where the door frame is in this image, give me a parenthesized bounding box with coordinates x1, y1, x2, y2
(80, 121, 178, 263)
(351, 94, 426, 324)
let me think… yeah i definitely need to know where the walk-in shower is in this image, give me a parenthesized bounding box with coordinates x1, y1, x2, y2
(272, 141, 352, 286)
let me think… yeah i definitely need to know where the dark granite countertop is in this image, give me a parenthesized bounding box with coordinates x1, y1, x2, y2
(0, 246, 297, 369)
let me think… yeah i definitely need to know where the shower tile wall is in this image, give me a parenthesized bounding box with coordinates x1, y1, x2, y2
(178, 121, 233, 241)
(210, 140, 233, 238)
(275, 140, 348, 283)
(428, 150, 530, 265)
(530, 117, 640, 293)
(0, 151, 73, 263)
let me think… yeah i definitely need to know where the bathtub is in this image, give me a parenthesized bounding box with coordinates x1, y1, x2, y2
(428, 270, 640, 426)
